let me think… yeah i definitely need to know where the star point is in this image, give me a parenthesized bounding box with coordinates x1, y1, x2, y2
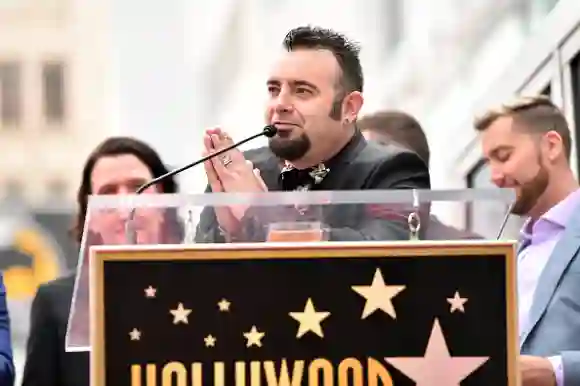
(144, 285, 157, 298)
(129, 328, 141, 341)
(169, 302, 192, 324)
(218, 298, 231, 312)
(204, 334, 216, 347)
(243, 326, 265, 347)
(351, 268, 406, 319)
(447, 291, 468, 313)
(385, 319, 489, 385)
(289, 298, 330, 338)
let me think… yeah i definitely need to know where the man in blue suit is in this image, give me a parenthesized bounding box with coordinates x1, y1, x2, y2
(476, 96, 580, 386)
(0, 274, 15, 385)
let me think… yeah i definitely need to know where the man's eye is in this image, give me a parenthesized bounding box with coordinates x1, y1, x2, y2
(496, 153, 511, 162)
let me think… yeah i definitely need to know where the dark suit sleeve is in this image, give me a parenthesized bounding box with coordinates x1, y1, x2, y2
(0, 274, 14, 386)
(194, 184, 226, 243)
(21, 284, 59, 386)
(327, 151, 431, 242)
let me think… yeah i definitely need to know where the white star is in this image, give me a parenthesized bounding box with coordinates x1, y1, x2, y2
(129, 328, 141, 341)
(447, 291, 468, 313)
(144, 285, 157, 298)
(218, 298, 230, 312)
(204, 334, 216, 347)
(289, 298, 331, 338)
(385, 319, 489, 385)
(169, 302, 192, 324)
(243, 326, 265, 347)
(351, 268, 406, 319)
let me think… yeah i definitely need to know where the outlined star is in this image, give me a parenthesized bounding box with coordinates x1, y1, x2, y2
(144, 285, 157, 298)
(385, 319, 489, 385)
(351, 268, 406, 319)
(218, 298, 231, 312)
(243, 326, 265, 347)
(169, 302, 192, 324)
(204, 334, 216, 347)
(289, 298, 330, 338)
(129, 328, 141, 341)
(447, 291, 468, 313)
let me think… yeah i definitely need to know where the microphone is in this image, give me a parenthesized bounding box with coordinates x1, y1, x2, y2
(495, 202, 514, 240)
(124, 125, 278, 243)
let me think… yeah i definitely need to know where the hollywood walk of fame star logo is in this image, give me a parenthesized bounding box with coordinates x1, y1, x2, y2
(385, 318, 489, 386)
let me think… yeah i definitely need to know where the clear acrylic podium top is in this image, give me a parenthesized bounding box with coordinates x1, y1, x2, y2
(65, 188, 516, 352)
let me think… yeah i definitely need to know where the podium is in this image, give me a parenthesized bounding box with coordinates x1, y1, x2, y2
(66, 189, 519, 385)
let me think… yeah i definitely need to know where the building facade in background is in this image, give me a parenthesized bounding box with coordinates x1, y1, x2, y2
(0, 0, 112, 382)
(0, 0, 112, 205)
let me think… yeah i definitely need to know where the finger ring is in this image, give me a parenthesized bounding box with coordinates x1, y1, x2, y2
(220, 155, 233, 167)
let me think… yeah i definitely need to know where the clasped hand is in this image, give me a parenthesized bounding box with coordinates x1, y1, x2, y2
(203, 128, 268, 236)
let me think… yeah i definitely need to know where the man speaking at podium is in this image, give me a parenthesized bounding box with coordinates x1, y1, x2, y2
(196, 26, 430, 242)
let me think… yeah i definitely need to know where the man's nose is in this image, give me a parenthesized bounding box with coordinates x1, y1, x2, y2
(115, 186, 134, 220)
(273, 91, 293, 113)
(490, 169, 506, 187)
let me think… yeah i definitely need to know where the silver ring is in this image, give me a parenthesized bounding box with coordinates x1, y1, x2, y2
(221, 155, 233, 167)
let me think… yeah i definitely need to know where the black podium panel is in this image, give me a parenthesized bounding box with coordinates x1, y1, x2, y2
(91, 241, 517, 386)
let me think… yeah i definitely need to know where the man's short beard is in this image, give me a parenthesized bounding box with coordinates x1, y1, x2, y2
(268, 132, 311, 162)
(268, 94, 344, 162)
(510, 154, 550, 215)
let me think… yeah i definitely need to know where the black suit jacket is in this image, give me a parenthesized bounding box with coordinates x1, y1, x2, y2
(196, 131, 431, 242)
(21, 275, 89, 386)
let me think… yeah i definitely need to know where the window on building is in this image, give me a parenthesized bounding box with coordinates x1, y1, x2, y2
(46, 179, 67, 201)
(541, 84, 551, 97)
(466, 161, 524, 240)
(0, 61, 22, 127)
(571, 52, 580, 176)
(42, 61, 66, 124)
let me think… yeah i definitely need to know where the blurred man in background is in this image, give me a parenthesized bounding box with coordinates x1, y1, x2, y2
(476, 96, 580, 386)
(358, 110, 481, 240)
(196, 26, 430, 243)
(358, 110, 430, 166)
(21, 137, 181, 386)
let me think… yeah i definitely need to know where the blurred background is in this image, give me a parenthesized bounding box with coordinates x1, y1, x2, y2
(1, 0, 579, 382)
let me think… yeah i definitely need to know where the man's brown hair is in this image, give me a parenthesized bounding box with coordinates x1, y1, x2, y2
(358, 110, 430, 165)
(474, 95, 571, 160)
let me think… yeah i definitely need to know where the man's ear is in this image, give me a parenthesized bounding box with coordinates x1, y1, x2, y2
(543, 130, 566, 163)
(341, 91, 364, 123)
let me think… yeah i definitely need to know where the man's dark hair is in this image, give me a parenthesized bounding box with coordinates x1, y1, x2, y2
(283, 25, 364, 96)
(358, 110, 430, 166)
(72, 136, 182, 244)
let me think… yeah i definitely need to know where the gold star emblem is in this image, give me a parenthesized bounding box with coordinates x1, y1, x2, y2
(144, 285, 157, 298)
(447, 291, 468, 313)
(351, 268, 406, 319)
(129, 328, 141, 341)
(218, 298, 231, 312)
(289, 298, 330, 338)
(243, 326, 265, 347)
(169, 302, 192, 324)
(204, 334, 216, 347)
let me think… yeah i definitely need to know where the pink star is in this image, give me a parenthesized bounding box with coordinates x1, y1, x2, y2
(385, 319, 489, 385)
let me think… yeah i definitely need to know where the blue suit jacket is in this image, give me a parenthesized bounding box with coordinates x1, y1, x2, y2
(0, 274, 15, 385)
(520, 206, 580, 385)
